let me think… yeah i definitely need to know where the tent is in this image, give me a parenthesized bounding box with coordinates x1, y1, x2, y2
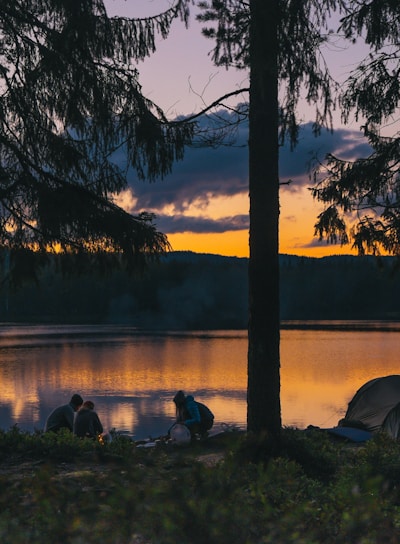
(340, 375, 400, 439)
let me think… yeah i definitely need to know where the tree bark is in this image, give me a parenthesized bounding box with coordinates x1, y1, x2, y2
(247, 0, 281, 437)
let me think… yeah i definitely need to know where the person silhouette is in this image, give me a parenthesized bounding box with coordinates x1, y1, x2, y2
(44, 394, 83, 433)
(73, 400, 104, 439)
(171, 390, 214, 438)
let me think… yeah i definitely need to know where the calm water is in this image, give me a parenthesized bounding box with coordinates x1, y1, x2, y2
(0, 322, 400, 439)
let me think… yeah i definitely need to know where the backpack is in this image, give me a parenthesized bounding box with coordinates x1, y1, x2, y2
(196, 402, 214, 422)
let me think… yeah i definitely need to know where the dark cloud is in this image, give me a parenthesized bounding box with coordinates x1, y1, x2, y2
(118, 117, 371, 235)
(279, 123, 372, 180)
(300, 237, 343, 249)
(155, 213, 249, 234)
(126, 142, 249, 211)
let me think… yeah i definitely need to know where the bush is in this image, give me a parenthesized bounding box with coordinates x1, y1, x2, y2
(1, 427, 400, 543)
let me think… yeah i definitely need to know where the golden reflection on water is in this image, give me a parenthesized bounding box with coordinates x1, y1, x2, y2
(281, 329, 400, 428)
(0, 326, 399, 435)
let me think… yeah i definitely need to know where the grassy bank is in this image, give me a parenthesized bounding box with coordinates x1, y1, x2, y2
(0, 426, 399, 543)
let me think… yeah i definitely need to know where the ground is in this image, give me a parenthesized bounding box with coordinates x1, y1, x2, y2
(0, 429, 237, 479)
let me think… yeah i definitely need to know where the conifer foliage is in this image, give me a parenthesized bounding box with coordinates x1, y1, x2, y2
(312, 1, 400, 256)
(0, 0, 194, 278)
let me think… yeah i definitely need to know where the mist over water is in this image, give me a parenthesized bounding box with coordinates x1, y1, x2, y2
(1, 323, 400, 438)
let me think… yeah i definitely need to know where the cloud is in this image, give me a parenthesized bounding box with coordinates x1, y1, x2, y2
(299, 237, 344, 249)
(155, 213, 249, 234)
(116, 115, 372, 235)
(124, 118, 250, 211)
(279, 123, 372, 182)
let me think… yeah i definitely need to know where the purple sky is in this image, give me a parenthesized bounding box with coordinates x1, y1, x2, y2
(104, 1, 375, 257)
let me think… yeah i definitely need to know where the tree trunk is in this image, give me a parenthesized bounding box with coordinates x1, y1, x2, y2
(247, 0, 281, 438)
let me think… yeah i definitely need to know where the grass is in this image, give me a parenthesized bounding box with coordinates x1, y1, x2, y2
(0, 426, 400, 543)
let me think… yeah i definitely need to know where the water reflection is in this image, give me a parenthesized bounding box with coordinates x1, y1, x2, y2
(0, 323, 399, 438)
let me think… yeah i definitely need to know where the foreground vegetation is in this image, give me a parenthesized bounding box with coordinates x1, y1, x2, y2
(1, 427, 400, 543)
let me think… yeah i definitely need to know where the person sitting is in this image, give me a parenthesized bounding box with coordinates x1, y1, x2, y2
(73, 400, 104, 439)
(172, 390, 214, 438)
(44, 394, 83, 433)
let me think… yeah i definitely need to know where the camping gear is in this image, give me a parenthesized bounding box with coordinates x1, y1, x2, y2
(169, 423, 191, 445)
(340, 375, 400, 439)
(326, 426, 372, 443)
(197, 402, 214, 424)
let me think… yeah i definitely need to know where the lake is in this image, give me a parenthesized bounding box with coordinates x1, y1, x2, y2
(1, 321, 400, 440)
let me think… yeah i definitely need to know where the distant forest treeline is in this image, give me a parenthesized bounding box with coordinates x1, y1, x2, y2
(1, 251, 400, 328)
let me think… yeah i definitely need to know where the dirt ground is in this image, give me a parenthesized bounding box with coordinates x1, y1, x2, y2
(0, 429, 238, 481)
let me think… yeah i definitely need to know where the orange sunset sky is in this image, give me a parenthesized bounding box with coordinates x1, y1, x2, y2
(107, 1, 374, 260)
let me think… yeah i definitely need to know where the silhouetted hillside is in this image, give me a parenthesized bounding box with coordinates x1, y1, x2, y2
(279, 254, 400, 321)
(1, 251, 400, 328)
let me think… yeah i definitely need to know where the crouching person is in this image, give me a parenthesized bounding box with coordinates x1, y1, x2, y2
(172, 390, 214, 439)
(73, 400, 104, 440)
(44, 394, 83, 433)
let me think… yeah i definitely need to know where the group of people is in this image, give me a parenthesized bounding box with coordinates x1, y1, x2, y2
(44, 390, 214, 441)
(44, 394, 104, 439)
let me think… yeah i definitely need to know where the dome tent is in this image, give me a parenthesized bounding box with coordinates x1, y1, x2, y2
(341, 375, 400, 439)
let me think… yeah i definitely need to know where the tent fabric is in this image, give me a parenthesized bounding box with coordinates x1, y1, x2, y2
(382, 403, 400, 439)
(342, 375, 400, 438)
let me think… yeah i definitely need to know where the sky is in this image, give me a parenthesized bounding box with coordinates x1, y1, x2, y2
(104, 0, 374, 258)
